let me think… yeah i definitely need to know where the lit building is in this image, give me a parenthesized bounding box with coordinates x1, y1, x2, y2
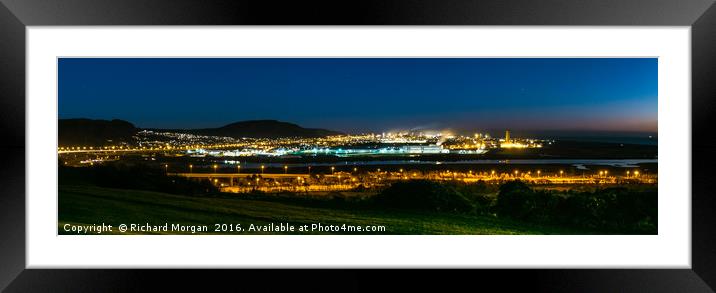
(501, 129, 527, 148)
(500, 130, 542, 149)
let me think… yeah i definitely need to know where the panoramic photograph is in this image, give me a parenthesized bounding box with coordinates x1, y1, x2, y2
(57, 58, 657, 235)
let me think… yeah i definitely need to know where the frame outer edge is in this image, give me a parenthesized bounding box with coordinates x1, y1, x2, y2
(0, 1, 26, 292)
(0, 0, 714, 25)
(0, 0, 715, 292)
(692, 1, 716, 291)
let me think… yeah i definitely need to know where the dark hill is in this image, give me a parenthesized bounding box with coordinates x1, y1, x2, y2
(59, 119, 137, 146)
(187, 120, 342, 138)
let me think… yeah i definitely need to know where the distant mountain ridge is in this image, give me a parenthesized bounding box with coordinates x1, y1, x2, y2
(181, 120, 342, 139)
(58, 118, 137, 146)
(58, 118, 342, 146)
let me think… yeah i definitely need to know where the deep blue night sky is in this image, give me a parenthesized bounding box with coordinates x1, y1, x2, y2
(59, 58, 657, 134)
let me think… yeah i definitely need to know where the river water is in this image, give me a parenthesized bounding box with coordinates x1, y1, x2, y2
(214, 159, 657, 169)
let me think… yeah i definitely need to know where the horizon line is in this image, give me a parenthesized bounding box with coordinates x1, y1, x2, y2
(58, 117, 657, 136)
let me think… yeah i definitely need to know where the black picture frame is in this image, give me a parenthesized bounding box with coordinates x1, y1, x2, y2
(1, 1, 715, 292)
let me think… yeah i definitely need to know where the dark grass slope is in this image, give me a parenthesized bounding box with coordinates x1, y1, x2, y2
(58, 185, 592, 235)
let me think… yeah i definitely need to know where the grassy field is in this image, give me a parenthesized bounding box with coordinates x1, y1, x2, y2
(58, 185, 591, 235)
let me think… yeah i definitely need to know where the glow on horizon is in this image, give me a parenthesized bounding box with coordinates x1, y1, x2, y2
(58, 58, 657, 133)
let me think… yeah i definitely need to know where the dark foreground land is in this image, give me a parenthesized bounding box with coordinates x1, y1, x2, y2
(59, 185, 583, 235)
(58, 165, 657, 235)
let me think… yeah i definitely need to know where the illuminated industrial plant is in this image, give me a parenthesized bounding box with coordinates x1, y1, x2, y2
(500, 130, 543, 149)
